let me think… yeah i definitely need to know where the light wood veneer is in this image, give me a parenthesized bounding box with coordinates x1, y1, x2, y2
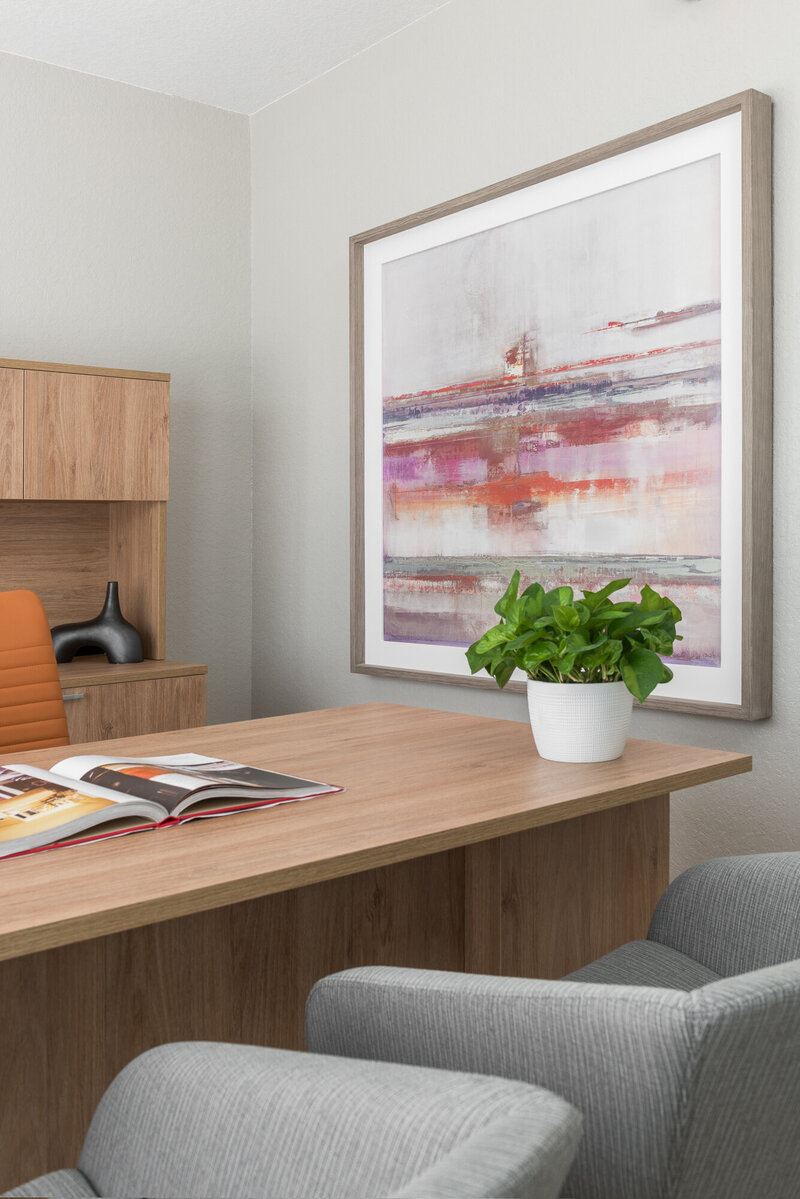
(0, 355, 173, 681)
(0, 368, 23, 498)
(0, 500, 167, 658)
(0, 703, 749, 961)
(0, 357, 169, 381)
(58, 658, 208, 687)
(24, 371, 169, 501)
(0, 703, 750, 1190)
(59, 660, 207, 743)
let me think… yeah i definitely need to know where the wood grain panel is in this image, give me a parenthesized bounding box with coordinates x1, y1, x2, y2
(24, 372, 169, 500)
(58, 658, 207, 687)
(63, 674, 206, 744)
(0, 357, 169, 381)
(582, 792, 669, 964)
(0, 704, 749, 962)
(740, 90, 773, 720)
(109, 501, 167, 657)
(0, 368, 23, 498)
(0, 849, 464, 1192)
(0, 501, 168, 661)
(464, 834, 503, 975)
(0, 954, 49, 1186)
(44, 938, 107, 1171)
(0, 500, 110, 625)
(465, 794, 669, 979)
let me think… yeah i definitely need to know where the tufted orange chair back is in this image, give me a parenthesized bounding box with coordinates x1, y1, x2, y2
(0, 589, 69, 755)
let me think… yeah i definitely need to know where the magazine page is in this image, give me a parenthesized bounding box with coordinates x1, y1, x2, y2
(52, 753, 341, 816)
(0, 766, 165, 858)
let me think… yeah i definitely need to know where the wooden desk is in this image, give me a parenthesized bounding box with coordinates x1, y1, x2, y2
(0, 702, 750, 1189)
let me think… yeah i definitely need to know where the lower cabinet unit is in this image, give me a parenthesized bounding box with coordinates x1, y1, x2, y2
(59, 659, 207, 743)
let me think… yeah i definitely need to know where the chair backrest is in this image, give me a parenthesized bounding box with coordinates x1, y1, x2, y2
(76, 1042, 581, 1199)
(0, 589, 68, 754)
(648, 852, 800, 976)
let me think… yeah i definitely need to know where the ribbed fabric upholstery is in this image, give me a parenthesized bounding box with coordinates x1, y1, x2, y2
(648, 852, 800, 976)
(0, 590, 68, 753)
(6, 1042, 582, 1199)
(4, 1170, 96, 1198)
(306, 960, 800, 1199)
(564, 938, 719, 989)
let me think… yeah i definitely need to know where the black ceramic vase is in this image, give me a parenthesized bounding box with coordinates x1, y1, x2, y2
(51, 581, 144, 664)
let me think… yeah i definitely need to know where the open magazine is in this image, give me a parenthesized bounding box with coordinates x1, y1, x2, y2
(0, 753, 343, 860)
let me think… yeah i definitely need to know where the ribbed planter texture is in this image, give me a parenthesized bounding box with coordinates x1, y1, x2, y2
(526, 679, 633, 763)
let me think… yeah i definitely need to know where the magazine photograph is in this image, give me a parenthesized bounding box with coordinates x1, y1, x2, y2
(0, 754, 342, 859)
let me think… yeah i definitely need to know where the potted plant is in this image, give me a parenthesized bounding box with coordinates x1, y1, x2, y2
(466, 572, 682, 762)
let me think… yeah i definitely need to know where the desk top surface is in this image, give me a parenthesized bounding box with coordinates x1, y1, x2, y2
(0, 702, 751, 960)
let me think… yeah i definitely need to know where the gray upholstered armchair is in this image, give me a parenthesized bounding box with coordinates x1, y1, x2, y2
(5, 1041, 581, 1199)
(306, 853, 800, 1199)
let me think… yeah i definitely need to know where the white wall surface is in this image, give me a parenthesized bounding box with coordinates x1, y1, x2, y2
(0, 52, 252, 723)
(250, 0, 797, 876)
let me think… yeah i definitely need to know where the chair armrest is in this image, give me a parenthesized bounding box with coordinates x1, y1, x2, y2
(307, 966, 691, 1199)
(389, 1111, 582, 1199)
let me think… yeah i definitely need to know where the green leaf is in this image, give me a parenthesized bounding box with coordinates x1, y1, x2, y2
(552, 604, 581, 632)
(581, 578, 630, 609)
(493, 659, 516, 689)
(472, 624, 509, 654)
(502, 597, 525, 634)
(505, 628, 546, 654)
(543, 585, 574, 612)
(494, 571, 521, 618)
(520, 582, 545, 618)
(608, 608, 668, 637)
(520, 640, 559, 671)
(639, 583, 664, 611)
(586, 602, 634, 630)
(620, 647, 668, 703)
(569, 634, 608, 656)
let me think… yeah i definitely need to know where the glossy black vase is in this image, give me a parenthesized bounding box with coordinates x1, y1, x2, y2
(51, 581, 144, 664)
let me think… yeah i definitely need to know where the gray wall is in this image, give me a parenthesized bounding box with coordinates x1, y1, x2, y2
(0, 52, 253, 723)
(250, 0, 796, 876)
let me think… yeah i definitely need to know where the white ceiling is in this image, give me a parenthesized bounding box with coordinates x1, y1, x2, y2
(0, 0, 452, 115)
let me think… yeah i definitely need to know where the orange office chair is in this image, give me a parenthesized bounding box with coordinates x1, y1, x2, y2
(0, 589, 69, 754)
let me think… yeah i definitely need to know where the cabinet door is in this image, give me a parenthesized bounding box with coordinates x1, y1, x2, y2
(63, 675, 206, 743)
(24, 371, 169, 500)
(0, 368, 23, 498)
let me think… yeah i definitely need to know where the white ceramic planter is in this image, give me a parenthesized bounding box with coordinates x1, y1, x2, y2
(526, 679, 633, 763)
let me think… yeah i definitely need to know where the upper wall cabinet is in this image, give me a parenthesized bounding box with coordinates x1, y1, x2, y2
(0, 357, 171, 660)
(23, 369, 169, 500)
(0, 368, 24, 498)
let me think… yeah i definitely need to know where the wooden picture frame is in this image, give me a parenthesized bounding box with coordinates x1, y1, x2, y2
(351, 91, 772, 719)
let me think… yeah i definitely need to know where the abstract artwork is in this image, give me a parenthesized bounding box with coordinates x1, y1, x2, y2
(352, 92, 772, 717)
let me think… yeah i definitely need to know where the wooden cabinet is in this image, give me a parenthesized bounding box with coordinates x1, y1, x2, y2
(0, 368, 23, 497)
(0, 360, 168, 501)
(60, 660, 206, 743)
(24, 371, 169, 501)
(0, 356, 205, 743)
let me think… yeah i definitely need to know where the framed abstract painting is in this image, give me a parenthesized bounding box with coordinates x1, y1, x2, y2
(351, 91, 772, 718)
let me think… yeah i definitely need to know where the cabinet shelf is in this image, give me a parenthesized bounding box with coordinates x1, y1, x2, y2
(58, 657, 207, 688)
